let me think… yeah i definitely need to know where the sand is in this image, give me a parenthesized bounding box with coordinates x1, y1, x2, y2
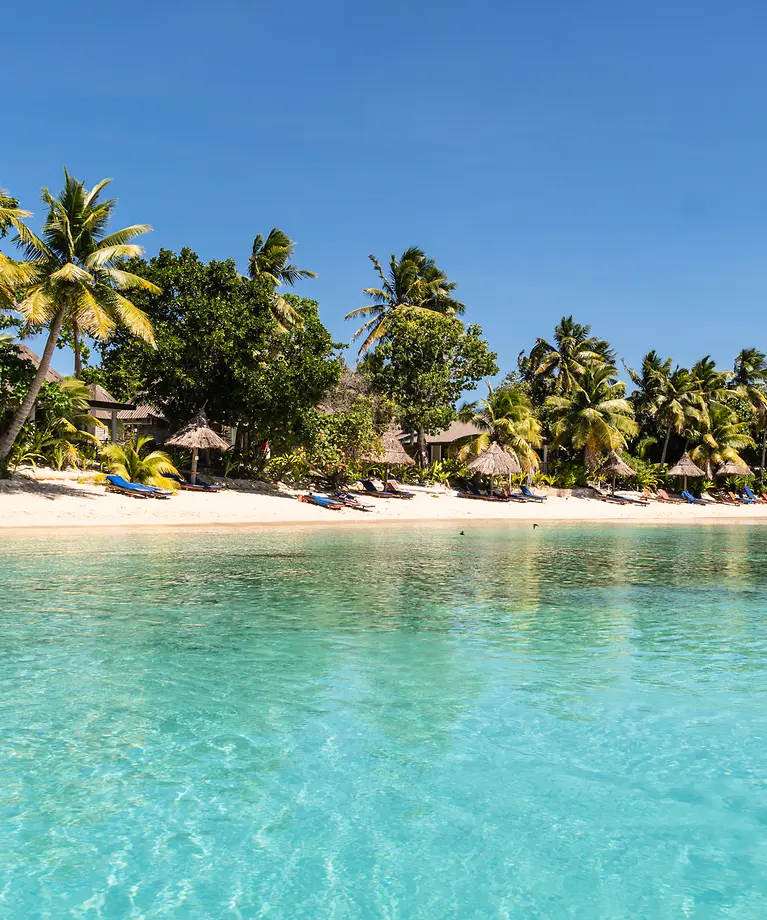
(1, 473, 766, 529)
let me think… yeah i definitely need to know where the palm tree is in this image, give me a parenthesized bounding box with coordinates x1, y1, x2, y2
(248, 228, 316, 332)
(528, 316, 614, 394)
(101, 435, 177, 488)
(690, 401, 755, 478)
(690, 356, 729, 407)
(0, 171, 158, 461)
(732, 348, 767, 474)
(546, 363, 638, 471)
(345, 248, 464, 354)
(456, 384, 542, 473)
(646, 365, 704, 464)
(0, 190, 30, 237)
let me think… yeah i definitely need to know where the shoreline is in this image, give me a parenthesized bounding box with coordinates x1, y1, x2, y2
(3, 475, 767, 531)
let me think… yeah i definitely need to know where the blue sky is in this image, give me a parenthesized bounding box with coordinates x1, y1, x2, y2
(4, 0, 767, 378)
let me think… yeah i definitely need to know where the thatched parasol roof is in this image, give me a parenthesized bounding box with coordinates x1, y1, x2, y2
(165, 412, 230, 452)
(667, 452, 705, 478)
(601, 450, 636, 477)
(467, 441, 522, 476)
(716, 458, 753, 477)
(364, 425, 415, 467)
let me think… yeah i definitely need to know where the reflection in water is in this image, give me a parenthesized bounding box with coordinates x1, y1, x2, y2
(2, 523, 767, 917)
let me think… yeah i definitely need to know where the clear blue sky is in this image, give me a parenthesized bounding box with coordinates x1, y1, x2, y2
(5, 0, 767, 378)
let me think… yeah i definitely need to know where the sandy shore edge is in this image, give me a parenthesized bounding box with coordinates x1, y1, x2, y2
(2, 476, 767, 530)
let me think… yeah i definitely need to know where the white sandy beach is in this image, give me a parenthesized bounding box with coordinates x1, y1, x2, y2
(2, 473, 767, 528)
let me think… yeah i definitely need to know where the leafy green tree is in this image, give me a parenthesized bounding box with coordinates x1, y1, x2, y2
(97, 248, 340, 447)
(690, 401, 755, 478)
(248, 228, 316, 332)
(346, 248, 464, 354)
(546, 363, 638, 471)
(309, 397, 380, 485)
(101, 435, 178, 487)
(457, 384, 542, 472)
(0, 171, 157, 460)
(363, 309, 497, 465)
(525, 316, 614, 394)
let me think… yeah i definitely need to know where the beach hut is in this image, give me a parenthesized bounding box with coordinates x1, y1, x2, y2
(667, 452, 706, 492)
(364, 425, 415, 482)
(716, 459, 753, 478)
(601, 450, 636, 495)
(467, 442, 521, 494)
(165, 411, 230, 484)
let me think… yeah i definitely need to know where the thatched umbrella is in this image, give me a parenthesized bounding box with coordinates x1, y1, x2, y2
(165, 411, 230, 484)
(601, 450, 636, 495)
(467, 442, 521, 494)
(363, 425, 415, 482)
(717, 458, 753, 478)
(667, 451, 705, 492)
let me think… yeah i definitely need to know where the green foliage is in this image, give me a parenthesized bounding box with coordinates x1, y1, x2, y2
(0, 170, 157, 460)
(0, 340, 35, 415)
(363, 309, 497, 440)
(101, 435, 177, 488)
(456, 383, 542, 472)
(399, 458, 468, 485)
(248, 228, 316, 332)
(346, 247, 465, 354)
(546, 364, 638, 470)
(263, 449, 312, 485)
(547, 457, 589, 489)
(96, 249, 340, 446)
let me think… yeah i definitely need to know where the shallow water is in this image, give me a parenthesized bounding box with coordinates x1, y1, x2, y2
(2, 523, 767, 918)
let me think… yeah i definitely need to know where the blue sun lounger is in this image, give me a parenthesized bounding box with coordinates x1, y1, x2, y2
(106, 475, 173, 499)
(521, 485, 546, 502)
(744, 485, 763, 503)
(682, 490, 706, 505)
(298, 493, 344, 510)
(165, 472, 222, 492)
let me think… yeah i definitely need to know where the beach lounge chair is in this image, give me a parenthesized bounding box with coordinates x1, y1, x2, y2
(333, 492, 374, 511)
(732, 491, 756, 504)
(385, 480, 416, 498)
(744, 485, 765, 503)
(521, 485, 546, 502)
(106, 475, 173, 499)
(681, 490, 706, 505)
(656, 489, 685, 504)
(361, 480, 413, 499)
(460, 482, 508, 502)
(589, 484, 647, 505)
(298, 493, 344, 510)
(165, 472, 222, 492)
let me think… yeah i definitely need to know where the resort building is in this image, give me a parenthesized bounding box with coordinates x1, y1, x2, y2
(401, 420, 483, 463)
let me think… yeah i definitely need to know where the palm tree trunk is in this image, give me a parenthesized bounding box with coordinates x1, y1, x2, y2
(73, 322, 82, 377)
(660, 426, 672, 464)
(0, 309, 66, 461)
(416, 426, 428, 467)
(761, 427, 767, 481)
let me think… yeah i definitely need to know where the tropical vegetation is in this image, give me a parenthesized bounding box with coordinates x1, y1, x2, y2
(3, 170, 767, 493)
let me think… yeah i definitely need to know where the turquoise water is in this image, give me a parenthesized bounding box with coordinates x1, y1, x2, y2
(2, 524, 767, 918)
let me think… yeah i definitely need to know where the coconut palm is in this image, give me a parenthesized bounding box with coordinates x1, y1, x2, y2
(101, 435, 177, 488)
(690, 356, 729, 407)
(456, 384, 542, 472)
(248, 228, 316, 332)
(732, 348, 767, 474)
(690, 401, 755, 478)
(546, 363, 638, 471)
(0, 190, 30, 237)
(345, 248, 464, 354)
(0, 171, 157, 460)
(645, 365, 705, 464)
(528, 316, 614, 394)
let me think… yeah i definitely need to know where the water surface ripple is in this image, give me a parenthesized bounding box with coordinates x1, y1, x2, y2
(2, 524, 767, 917)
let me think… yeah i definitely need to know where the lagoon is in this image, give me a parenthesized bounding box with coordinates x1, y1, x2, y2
(2, 524, 767, 917)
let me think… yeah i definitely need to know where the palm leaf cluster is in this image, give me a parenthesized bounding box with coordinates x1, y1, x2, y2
(457, 385, 542, 472)
(248, 228, 316, 332)
(0, 171, 157, 459)
(346, 247, 464, 354)
(101, 435, 178, 489)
